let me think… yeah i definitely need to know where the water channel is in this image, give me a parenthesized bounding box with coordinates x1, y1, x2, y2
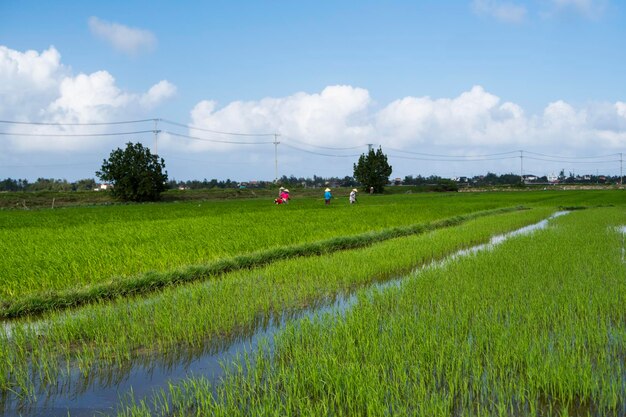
(1, 212, 569, 417)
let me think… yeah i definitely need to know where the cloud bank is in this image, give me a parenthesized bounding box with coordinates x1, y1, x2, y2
(185, 84, 626, 155)
(0, 46, 175, 152)
(2, 44, 625, 178)
(88, 17, 157, 55)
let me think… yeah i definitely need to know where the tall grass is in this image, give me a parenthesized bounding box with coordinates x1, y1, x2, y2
(0, 206, 526, 319)
(0, 194, 485, 298)
(115, 207, 626, 416)
(0, 190, 619, 299)
(0, 208, 553, 403)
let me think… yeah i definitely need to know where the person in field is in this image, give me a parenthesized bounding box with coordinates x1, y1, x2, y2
(280, 188, 290, 203)
(349, 188, 357, 204)
(324, 188, 332, 205)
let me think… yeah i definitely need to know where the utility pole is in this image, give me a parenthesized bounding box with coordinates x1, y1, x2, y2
(153, 118, 161, 155)
(367, 143, 373, 152)
(274, 133, 280, 183)
(621, 152, 623, 187)
(519, 150, 524, 184)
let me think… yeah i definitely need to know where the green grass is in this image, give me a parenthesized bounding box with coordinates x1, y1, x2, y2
(0, 190, 621, 300)
(0, 193, 495, 299)
(0, 207, 554, 401)
(114, 207, 626, 417)
(0, 205, 526, 319)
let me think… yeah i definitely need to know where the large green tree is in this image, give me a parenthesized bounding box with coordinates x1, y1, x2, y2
(353, 147, 392, 193)
(97, 142, 168, 202)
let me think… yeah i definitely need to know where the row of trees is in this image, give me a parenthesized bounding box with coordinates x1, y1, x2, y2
(97, 143, 393, 202)
(169, 176, 358, 190)
(0, 144, 392, 202)
(454, 172, 621, 186)
(0, 176, 360, 193)
(0, 177, 97, 192)
(5, 142, 620, 202)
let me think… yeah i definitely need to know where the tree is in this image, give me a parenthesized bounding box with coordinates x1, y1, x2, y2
(97, 142, 168, 202)
(0, 178, 21, 192)
(353, 147, 392, 193)
(73, 178, 97, 191)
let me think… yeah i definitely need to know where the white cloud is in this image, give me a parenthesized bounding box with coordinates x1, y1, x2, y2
(375, 85, 530, 147)
(0, 45, 67, 120)
(2, 44, 626, 179)
(178, 85, 626, 179)
(185, 85, 374, 151)
(0, 45, 176, 152)
(140, 80, 177, 108)
(545, 0, 607, 19)
(88, 17, 156, 56)
(471, 0, 527, 23)
(184, 85, 626, 163)
(552, 0, 606, 18)
(0, 45, 64, 90)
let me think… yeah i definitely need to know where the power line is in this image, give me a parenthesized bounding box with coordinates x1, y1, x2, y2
(0, 118, 155, 126)
(0, 130, 154, 137)
(160, 119, 275, 137)
(166, 155, 251, 166)
(523, 150, 620, 159)
(524, 156, 621, 164)
(282, 135, 367, 150)
(281, 143, 361, 157)
(165, 131, 276, 144)
(388, 154, 519, 162)
(385, 147, 519, 158)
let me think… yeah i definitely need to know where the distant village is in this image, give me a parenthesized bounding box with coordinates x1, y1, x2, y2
(0, 171, 621, 193)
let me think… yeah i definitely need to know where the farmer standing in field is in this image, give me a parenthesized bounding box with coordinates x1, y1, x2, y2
(324, 188, 333, 205)
(349, 188, 357, 204)
(280, 188, 290, 204)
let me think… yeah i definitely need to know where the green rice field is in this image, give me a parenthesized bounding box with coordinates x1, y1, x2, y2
(1, 189, 624, 416)
(118, 206, 625, 417)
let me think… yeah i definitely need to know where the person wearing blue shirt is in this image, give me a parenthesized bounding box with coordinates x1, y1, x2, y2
(324, 188, 332, 205)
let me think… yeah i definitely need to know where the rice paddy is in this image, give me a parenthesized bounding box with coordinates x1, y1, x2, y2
(116, 207, 626, 417)
(1, 189, 624, 416)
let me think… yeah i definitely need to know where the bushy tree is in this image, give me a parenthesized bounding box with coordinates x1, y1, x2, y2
(353, 147, 392, 193)
(73, 178, 97, 191)
(97, 142, 168, 202)
(0, 178, 21, 192)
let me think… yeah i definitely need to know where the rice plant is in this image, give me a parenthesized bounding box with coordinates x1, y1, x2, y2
(113, 207, 626, 417)
(0, 207, 553, 410)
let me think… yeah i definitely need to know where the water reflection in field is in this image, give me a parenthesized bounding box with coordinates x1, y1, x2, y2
(2, 212, 568, 417)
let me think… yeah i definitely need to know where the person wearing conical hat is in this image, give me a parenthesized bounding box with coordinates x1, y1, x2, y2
(324, 188, 332, 205)
(349, 188, 357, 204)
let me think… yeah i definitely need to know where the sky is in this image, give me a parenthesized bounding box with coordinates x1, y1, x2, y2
(1, 0, 625, 182)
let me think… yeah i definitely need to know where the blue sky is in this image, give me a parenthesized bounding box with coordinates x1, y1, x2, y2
(1, 0, 625, 182)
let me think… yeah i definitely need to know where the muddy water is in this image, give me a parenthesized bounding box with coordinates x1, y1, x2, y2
(1, 212, 568, 417)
